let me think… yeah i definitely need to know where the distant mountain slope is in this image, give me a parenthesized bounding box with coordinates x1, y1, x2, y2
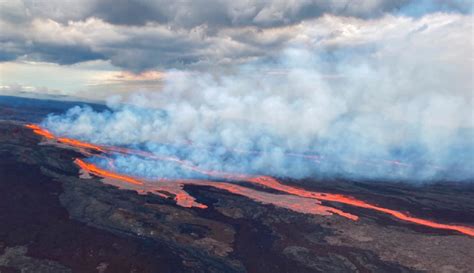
(0, 95, 108, 122)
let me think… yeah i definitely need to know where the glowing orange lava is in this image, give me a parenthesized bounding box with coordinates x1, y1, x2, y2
(26, 124, 104, 152)
(27, 124, 474, 237)
(25, 124, 55, 139)
(75, 158, 143, 185)
(74, 159, 355, 218)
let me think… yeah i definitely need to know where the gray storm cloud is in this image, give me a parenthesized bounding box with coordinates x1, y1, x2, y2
(42, 13, 473, 182)
(1, 0, 472, 71)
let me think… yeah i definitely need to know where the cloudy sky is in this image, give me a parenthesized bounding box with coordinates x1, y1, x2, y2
(0, 0, 472, 100)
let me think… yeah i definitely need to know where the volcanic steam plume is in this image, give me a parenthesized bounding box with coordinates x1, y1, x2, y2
(42, 46, 473, 182)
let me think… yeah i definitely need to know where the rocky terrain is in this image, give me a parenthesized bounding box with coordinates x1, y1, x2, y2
(0, 96, 473, 273)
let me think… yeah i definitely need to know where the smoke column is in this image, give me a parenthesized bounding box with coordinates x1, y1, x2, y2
(43, 13, 473, 182)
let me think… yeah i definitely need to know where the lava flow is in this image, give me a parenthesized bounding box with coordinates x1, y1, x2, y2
(27, 124, 474, 237)
(75, 158, 143, 185)
(74, 158, 355, 218)
(25, 124, 104, 152)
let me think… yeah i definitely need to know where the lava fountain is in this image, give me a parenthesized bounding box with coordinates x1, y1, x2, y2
(26, 124, 474, 237)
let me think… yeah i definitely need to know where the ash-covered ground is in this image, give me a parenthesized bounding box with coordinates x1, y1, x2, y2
(1, 96, 473, 273)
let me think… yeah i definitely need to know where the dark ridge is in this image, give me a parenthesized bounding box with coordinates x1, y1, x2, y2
(0, 95, 108, 122)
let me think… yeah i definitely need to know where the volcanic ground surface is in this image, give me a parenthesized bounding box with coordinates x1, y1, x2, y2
(1, 96, 473, 273)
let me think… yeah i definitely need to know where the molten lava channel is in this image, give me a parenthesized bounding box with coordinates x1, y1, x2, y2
(27, 124, 474, 237)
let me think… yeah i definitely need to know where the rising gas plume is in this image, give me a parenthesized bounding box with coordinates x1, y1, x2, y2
(42, 63, 473, 182)
(39, 13, 472, 182)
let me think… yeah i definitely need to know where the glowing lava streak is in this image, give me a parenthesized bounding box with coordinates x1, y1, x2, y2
(26, 124, 104, 152)
(74, 159, 357, 219)
(245, 177, 474, 237)
(74, 159, 143, 185)
(27, 124, 474, 237)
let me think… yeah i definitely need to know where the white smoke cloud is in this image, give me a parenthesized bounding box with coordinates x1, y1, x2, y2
(43, 13, 473, 182)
